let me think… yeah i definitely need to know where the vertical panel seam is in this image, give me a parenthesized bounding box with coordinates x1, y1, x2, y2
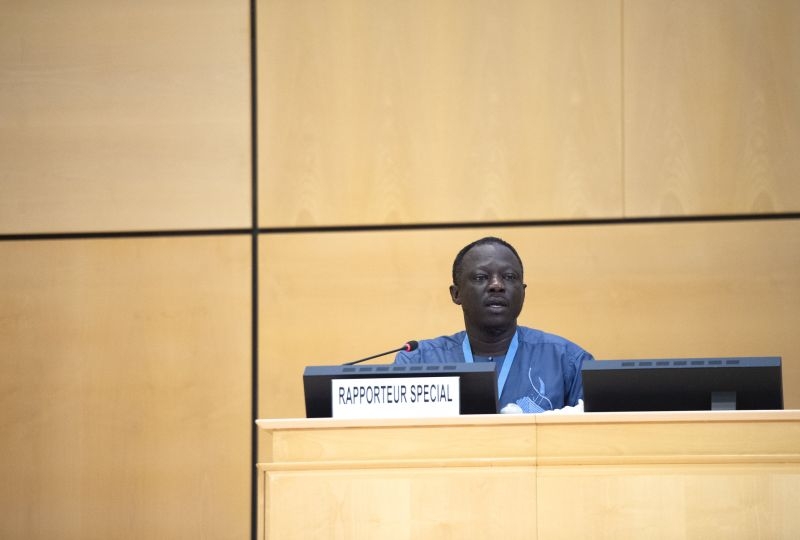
(621, 0, 627, 218)
(249, 0, 259, 539)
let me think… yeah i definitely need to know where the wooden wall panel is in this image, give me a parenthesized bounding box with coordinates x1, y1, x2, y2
(259, 221, 800, 420)
(624, 0, 800, 216)
(258, 0, 622, 227)
(0, 0, 250, 234)
(0, 237, 251, 539)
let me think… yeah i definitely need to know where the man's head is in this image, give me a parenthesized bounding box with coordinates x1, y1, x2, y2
(449, 237, 526, 334)
(451, 237, 523, 284)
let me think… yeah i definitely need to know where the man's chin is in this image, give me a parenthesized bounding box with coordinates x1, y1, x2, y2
(479, 319, 517, 336)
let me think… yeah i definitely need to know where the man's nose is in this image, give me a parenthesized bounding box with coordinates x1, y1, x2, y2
(488, 274, 505, 290)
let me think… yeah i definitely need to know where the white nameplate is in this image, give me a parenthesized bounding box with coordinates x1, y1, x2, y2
(331, 376, 460, 419)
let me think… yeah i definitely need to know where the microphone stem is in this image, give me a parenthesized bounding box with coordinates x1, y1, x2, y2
(343, 347, 403, 366)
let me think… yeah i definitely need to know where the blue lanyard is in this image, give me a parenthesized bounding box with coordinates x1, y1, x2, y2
(462, 330, 519, 398)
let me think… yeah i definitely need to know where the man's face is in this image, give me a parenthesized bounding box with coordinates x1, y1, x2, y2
(449, 243, 526, 332)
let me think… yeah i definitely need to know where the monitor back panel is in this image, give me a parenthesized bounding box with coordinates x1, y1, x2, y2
(582, 357, 783, 412)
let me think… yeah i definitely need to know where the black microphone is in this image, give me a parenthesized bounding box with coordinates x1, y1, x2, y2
(342, 340, 419, 366)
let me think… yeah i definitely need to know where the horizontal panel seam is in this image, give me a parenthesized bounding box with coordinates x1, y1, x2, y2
(4, 212, 800, 242)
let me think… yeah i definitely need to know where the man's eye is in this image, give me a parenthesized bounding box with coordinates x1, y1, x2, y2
(472, 274, 488, 282)
(503, 273, 518, 281)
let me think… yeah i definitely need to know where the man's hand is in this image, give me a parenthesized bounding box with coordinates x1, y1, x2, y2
(541, 399, 584, 414)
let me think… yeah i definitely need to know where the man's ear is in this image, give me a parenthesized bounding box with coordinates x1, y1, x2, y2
(449, 284, 461, 305)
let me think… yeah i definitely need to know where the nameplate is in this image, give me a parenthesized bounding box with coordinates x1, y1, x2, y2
(331, 376, 460, 419)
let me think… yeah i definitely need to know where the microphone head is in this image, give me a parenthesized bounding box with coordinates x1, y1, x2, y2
(404, 340, 419, 352)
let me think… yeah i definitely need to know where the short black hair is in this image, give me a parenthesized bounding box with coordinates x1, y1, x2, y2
(452, 236, 524, 284)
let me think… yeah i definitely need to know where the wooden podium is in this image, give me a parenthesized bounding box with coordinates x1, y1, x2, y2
(256, 411, 800, 539)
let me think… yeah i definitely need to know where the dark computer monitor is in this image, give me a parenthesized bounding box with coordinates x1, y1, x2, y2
(303, 363, 498, 418)
(581, 356, 783, 412)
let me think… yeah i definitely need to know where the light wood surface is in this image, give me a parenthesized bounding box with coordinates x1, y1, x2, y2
(265, 466, 537, 539)
(256, 411, 800, 539)
(535, 410, 800, 464)
(259, 220, 800, 420)
(0, 0, 250, 234)
(536, 411, 800, 539)
(258, 415, 540, 540)
(624, 0, 800, 215)
(258, 0, 800, 226)
(538, 463, 799, 539)
(0, 237, 251, 540)
(258, 0, 622, 226)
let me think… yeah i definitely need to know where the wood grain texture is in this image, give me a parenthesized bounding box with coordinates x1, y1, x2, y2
(258, 416, 540, 539)
(537, 463, 800, 539)
(0, 237, 251, 539)
(0, 0, 250, 234)
(256, 412, 800, 540)
(257, 0, 622, 226)
(536, 411, 800, 540)
(536, 411, 800, 465)
(264, 467, 537, 540)
(624, 0, 800, 216)
(259, 221, 800, 419)
(268, 424, 536, 464)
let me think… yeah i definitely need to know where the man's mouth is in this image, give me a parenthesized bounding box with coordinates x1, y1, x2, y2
(485, 297, 508, 309)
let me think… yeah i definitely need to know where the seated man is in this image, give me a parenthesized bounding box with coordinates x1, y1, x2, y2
(394, 236, 593, 413)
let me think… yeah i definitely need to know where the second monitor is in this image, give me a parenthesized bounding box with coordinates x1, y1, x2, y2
(582, 356, 783, 412)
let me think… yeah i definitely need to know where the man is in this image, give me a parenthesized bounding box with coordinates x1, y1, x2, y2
(394, 236, 592, 413)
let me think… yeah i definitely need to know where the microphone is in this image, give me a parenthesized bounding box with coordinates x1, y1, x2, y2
(342, 340, 419, 366)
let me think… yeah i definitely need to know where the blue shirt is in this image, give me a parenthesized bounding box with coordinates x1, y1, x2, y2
(393, 326, 592, 412)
